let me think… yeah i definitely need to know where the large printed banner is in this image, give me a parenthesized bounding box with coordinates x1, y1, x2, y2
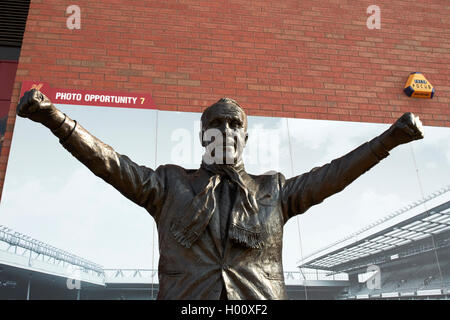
(1, 99, 449, 274)
(20, 80, 157, 110)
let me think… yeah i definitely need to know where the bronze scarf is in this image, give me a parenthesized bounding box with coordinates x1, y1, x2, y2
(170, 162, 264, 249)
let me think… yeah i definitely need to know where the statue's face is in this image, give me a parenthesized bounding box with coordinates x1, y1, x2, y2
(200, 103, 248, 165)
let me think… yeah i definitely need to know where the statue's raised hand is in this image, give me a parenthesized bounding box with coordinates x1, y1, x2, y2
(379, 112, 424, 150)
(17, 89, 63, 130)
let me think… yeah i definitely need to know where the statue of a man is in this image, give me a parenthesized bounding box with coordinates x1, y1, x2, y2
(16, 89, 424, 299)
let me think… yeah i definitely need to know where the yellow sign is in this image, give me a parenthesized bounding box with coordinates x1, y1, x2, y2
(404, 72, 434, 99)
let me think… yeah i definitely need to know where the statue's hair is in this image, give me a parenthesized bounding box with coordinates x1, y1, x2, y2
(212, 97, 242, 108)
(201, 97, 247, 130)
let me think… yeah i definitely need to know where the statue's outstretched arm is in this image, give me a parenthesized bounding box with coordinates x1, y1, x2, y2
(280, 112, 424, 222)
(17, 89, 165, 215)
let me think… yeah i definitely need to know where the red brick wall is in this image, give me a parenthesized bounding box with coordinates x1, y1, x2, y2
(0, 61, 17, 118)
(1, 0, 449, 196)
(0, 60, 18, 190)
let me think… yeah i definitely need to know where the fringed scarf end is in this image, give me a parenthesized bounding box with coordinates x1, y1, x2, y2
(170, 223, 199, 248)
(230, 225, 264, 249)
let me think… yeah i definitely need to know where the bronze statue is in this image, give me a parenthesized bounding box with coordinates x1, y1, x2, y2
(16, 89, 424, 299)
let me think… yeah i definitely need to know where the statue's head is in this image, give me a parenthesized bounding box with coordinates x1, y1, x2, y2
(200, 98, 248, 166)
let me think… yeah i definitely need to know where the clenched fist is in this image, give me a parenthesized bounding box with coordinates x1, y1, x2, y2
(17, 89, 64, 130)
(379, 112, 424, 150)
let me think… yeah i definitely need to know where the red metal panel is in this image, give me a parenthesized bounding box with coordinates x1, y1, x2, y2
(0, 60, 18, 101)
(0, 100, 9, 119)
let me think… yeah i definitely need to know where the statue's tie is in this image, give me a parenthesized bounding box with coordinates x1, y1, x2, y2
(218, 178, 235, 248)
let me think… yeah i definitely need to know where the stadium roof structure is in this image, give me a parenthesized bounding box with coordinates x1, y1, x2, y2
(0, 225, 103, 274)
(299, 191, 450, 274)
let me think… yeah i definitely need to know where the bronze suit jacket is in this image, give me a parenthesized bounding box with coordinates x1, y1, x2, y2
(59, 122, 389, 300)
